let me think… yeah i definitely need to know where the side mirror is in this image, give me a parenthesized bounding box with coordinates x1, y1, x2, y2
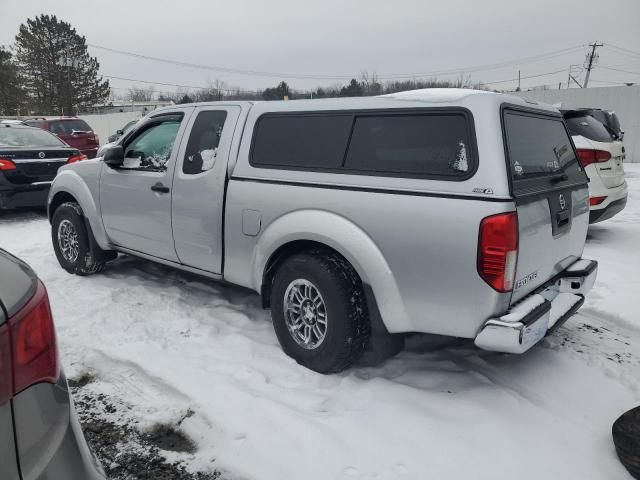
(102, 145, 124, 167)
(116, 129, 124, 135)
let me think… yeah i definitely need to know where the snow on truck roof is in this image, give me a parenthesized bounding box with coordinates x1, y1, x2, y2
(152, 88, 558, 115)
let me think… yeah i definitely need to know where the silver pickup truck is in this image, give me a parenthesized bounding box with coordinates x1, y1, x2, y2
(48, 89, 597, 373)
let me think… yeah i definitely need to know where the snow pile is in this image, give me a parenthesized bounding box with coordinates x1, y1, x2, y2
(0, 166, 639, 480)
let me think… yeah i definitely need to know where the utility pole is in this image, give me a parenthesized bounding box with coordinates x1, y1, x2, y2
(583, 41, 603, 88)
(517, 70, 521, 91)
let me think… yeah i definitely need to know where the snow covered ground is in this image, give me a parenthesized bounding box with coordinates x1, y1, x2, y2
(1, 166, 639, 480)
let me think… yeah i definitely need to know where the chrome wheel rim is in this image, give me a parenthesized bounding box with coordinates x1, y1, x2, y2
(283, 279, 327, 350)
(58, 219, 79, 263)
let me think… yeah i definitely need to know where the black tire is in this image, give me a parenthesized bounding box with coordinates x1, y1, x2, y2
(51, 202, 107, 276)
(270, 250, 370, 374)
(613, 406, 640, 479)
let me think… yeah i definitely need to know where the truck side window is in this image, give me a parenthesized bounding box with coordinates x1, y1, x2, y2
(122, 120, 181, 171)
(183, 111, 228, 174)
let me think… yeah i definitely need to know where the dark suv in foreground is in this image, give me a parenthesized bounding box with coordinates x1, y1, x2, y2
(24, 117, 99, 159)
(0, 249, 104, 479)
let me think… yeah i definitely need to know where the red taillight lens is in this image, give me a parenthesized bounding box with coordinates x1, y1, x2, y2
(478, 212, 519, 292)
(67, 154, 88, 164)
(0, 325, 11, 405)
(590, 196, 607, 206)
(576, 149, 611, 168)
(8, 281, 60, 396)
(0, 158, 17, 171)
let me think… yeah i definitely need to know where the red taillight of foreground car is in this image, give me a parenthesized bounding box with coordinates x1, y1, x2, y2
(0, 158, 17, 171)
(577, 149, 611, 168)
(590, 196, 607, 206)
(67, 154, 88, 164)
(8, 281, 60, 397)
(0, 325, 12, 405)
(478, 212, 519, 292)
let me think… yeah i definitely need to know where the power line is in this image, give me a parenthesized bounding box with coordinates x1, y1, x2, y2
(90, 44, 353, 80)
(603, 45, 640, 60)
(90, 43, 586, 81)
(103, 74, 259, 93)
(378, 45, 585, 79)
(481, 68, 568, 85)
(606, 43, 640, 58)
(598, 65, 640, 75)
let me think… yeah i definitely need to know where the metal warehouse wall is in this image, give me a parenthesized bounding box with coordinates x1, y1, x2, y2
(515, 85, 640, 163)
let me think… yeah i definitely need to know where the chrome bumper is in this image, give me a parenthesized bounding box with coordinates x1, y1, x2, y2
(475, 259, 597, 354)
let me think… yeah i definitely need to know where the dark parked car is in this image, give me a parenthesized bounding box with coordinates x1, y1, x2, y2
(0, 124, 87, 209)
(0, 249, 104, 479)
(24, 117, 100, 159)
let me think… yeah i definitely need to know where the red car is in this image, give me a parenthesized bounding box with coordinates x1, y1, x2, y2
(23, 117, 99, 158)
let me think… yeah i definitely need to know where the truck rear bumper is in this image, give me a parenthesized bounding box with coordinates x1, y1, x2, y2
(474, 259, 597, 354)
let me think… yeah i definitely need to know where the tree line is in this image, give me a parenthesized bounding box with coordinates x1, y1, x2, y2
(151, 73, 484, 105)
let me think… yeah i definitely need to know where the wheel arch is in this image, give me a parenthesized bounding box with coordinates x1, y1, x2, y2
(253, 209, 410, 333)
(48, 170, 110, 250)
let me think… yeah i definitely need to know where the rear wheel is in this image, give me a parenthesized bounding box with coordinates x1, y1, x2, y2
(270, 251, 370, 373)
(51, 202, 109, 275)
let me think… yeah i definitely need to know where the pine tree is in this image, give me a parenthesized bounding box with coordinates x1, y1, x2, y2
(0, 47, 27, 115)
(13, 14, 110, 115)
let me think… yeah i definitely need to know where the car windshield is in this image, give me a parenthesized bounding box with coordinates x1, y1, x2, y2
(0, 127, 66, 147)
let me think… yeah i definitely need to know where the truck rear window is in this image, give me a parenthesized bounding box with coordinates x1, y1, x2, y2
(503, 110, 587, 193)
(250, 110, 475, 180)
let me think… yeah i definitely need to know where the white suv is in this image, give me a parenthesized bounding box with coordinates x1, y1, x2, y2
(563, 109, 628, 223)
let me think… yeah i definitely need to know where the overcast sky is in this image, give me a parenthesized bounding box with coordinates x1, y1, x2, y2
(1, 0, 639, 96)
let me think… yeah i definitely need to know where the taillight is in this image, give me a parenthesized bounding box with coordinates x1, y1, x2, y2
(577, 149, 611, 168)
(0, 325, 11, 405)
(590, 196, 607, 206)
(8, 281, 60, 396)
(478, 212, 519, 292)
(67, 154, 88, 163)
(0, 158, 16, 171)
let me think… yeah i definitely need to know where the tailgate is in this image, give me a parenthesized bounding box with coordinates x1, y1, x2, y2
(503, 108, 590, 302)
(590, 138, 625, 188)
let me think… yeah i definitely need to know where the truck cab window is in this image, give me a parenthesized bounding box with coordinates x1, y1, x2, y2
(123, 120, 181, 171)
(183, 111, 228, 174)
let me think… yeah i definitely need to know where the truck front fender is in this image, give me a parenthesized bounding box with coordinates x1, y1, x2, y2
(48, 166, 110, 250)
(252, 209, 410, 333)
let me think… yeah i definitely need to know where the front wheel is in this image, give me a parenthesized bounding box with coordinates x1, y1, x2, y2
(270, 251, 370, 373)
(51, 202, 106, 275)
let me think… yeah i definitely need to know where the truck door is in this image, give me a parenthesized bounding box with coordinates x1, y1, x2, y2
(171, 106, 241, 274)
(100, 109, 193, 260)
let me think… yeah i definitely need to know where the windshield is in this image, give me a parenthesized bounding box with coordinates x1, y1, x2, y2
(0, 127, 67, 147)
